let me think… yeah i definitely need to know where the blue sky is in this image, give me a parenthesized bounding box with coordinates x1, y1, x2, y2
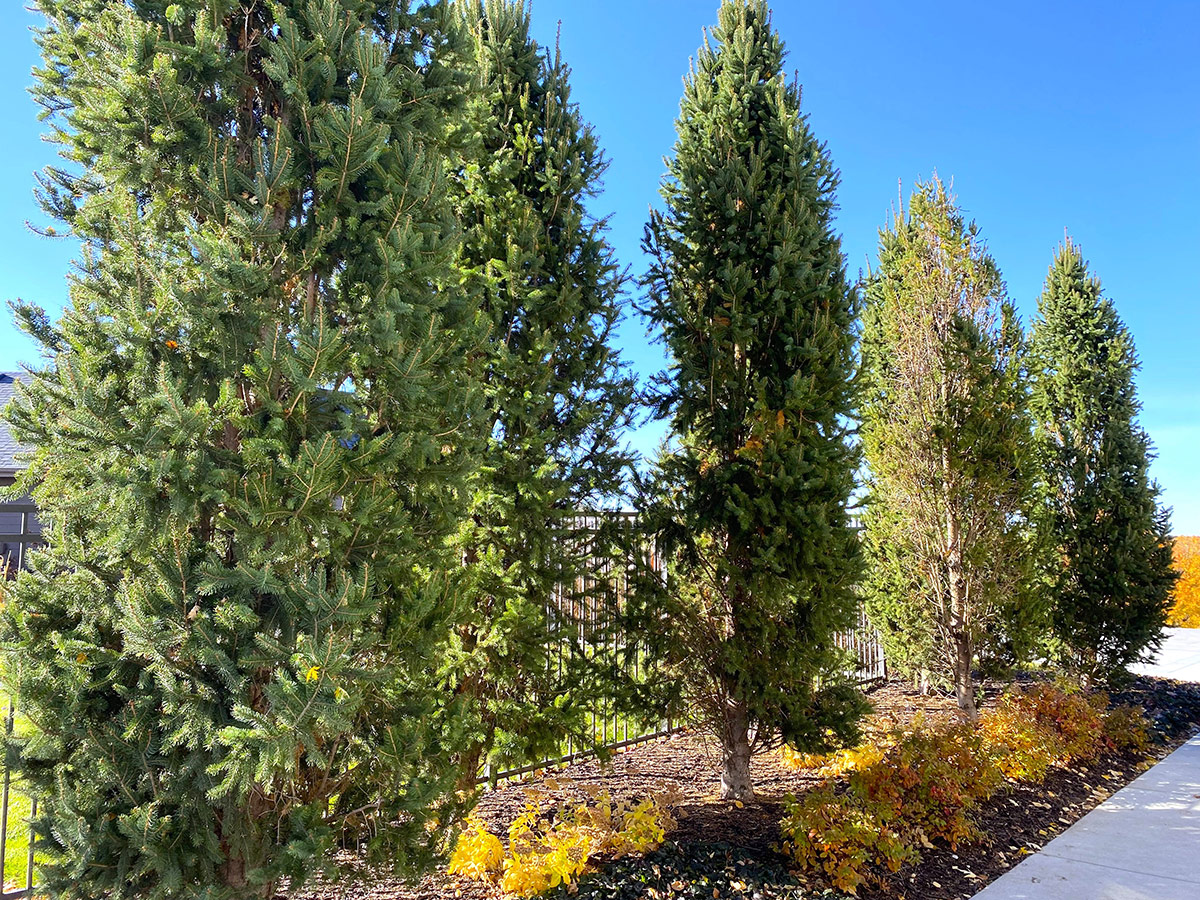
(1, 2, 1197, 532)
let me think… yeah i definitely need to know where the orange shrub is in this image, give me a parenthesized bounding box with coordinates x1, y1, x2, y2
(779, 785, 915, 893)
(1101, 704, 1152, 754)
(780, 685, 1154, 894)
(1168, 536, 1200, 627)
(850, 722, 999, 848)
(780, 722, 998, 892)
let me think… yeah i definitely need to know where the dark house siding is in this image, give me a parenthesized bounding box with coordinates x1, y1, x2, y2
(0, 375, 41, 573)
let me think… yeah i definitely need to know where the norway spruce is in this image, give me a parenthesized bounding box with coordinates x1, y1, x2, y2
(2, 2, 480, 896)
(861, 179, 1032, 720)
(445, 0, 635, 786)
(643, 0, 864, 801)
(1030, 241, 1176, 682)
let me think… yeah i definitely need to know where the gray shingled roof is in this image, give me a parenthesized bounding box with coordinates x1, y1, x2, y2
(0, 372, 30, 476)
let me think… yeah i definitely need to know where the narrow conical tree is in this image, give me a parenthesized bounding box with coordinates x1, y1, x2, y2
(1, 2, 481, 896)
(442, 0, 636, 787)
(861, 179, 1033, 720)
(1029, 241, 1176, 683)
(642, 0, 865, 801)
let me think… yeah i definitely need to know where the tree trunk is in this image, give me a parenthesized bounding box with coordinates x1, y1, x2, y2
(219, 848, 274, 899)
(456, 740, 485, 796)
(952, 629, 978, 722)
(720, 697, 754, 801)
(945, 495, 978, 723)
(219, 855, 248, 892)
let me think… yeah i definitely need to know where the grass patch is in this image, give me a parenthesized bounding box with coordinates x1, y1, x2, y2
(1, 788, 37, 891)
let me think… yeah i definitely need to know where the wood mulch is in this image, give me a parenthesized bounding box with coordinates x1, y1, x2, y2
(289, 675, 1200, 900)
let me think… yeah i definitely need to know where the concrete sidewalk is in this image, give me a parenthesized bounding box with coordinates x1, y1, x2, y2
(974, 628, 1200, 899)
(1130, 627, 1200, 682)
(972, 734, 1200, 899)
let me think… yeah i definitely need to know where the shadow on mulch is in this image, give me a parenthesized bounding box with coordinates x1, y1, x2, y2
(287, 675, 1200, 900)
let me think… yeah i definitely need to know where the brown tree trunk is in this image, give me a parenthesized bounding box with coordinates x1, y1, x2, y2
(945, 494, 978, 723)
(952, 629, 978, 722)
(218, 843, 274, 898)
(219, 855, 248, 892)
(720, 697, 754, 801)
(456, 740, 485, 796)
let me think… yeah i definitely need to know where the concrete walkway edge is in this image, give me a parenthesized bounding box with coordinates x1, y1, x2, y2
(974, 628, 1200, 900)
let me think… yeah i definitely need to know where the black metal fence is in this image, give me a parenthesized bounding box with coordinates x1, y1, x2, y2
(0, 497, 40, 894)
(0, 701, 35, 899)
(485, 514, 886, 783)
(0, 508, 885, 886)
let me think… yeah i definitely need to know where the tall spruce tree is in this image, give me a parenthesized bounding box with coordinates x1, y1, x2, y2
(642, 0, 865, 801)
(1029, 241, 1176, 683)
(1, 2, 481, 896)
(443, 0, 635, 787)
(861, 179, 1033, 719)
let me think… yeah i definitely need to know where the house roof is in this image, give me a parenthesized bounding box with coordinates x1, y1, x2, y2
(0, 372, 30, 476)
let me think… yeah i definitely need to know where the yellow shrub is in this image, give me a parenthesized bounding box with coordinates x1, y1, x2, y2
(779, 746, 829, 770)
(447, 817, 504, 880)
(616, 797, 672, 853)
(449, 788, 677, 897)
(779, 724, 897, 776)
(981, 702, 1059, 781)
(780, 785, 915, 893)
(502, 813, 593, 897)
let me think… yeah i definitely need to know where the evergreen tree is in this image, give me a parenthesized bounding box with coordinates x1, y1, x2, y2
(861, 179, 1033, 719)
(642, 0, 865, 801)
(443, 0, 635, 787)
(1029, 241, 1176, 683)
(1, 2, 481, 896)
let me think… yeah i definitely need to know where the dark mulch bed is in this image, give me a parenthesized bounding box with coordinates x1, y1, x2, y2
(288, 675, 1200, 900)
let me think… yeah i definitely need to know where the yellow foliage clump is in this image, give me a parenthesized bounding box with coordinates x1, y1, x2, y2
(449, 784, 679, 897)
(1167, 536, 1200, 627)
(779, 722, 898, 776)
(447, 818, 504, 880)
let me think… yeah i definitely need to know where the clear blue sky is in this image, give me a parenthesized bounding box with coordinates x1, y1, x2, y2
(2, 2, 1197, 532)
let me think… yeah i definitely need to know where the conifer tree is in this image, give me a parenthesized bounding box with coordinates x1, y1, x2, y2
(1029, 241, 1176, 683)
(861, 179, 1032, 720)
(1, 2, 480, 896)
(443, 0, 635, 787)
(642, 0, 865, 801)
